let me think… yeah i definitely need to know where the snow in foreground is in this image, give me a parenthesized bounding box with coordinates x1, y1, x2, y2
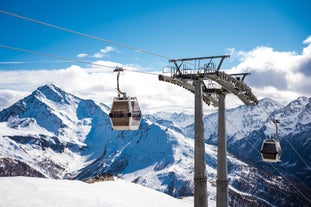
(0, 177, 193, 207)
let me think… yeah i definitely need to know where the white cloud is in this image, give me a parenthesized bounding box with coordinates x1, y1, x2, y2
(303, 35, 311, 44)
(100, 46, 115, 54)
(1, 37, 310, 114)
(93, 52, 104, 58)
(77, 53, 88, 58)
(77, 46, 117, 59)
(0, 90, 29, 109)
(0, 62, 198, 114)
(299, 35, 311, 76)
(93, 46, 117, 58)
(227, 36, 311, 105)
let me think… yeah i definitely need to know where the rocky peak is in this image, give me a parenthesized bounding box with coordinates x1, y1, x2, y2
(33, 83, 79, 105)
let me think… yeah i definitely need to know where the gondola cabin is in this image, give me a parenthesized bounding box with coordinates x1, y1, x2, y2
(109, 96, 142, 130)
(260, 139, 282, 162)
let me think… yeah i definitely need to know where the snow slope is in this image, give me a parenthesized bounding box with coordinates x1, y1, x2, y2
(0, 176, 193, 207)
(1, 84, 310, 206)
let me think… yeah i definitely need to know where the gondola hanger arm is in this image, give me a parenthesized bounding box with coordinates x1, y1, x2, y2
(114, 67, 126, 98)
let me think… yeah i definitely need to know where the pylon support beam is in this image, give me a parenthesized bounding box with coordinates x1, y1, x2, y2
(159, 55, 258, 207)
(159, 75, 219, 107)
(194, 79, 208, 207)
(205, 71, 258, 106)
(217, 92, 228, 207)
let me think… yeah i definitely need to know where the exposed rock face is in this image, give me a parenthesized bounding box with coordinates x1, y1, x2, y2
(0, 84, 310, 206)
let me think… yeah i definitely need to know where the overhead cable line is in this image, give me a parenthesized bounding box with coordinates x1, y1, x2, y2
(258, 102, 310, 169)
(0, 44, 114, 69)
(0, 43, 159, 76)
(226, 101, 310, 202)
(0, 60, 74, 64)
(282, 134, 310, 168)
(0, 9, 171, 60)
(226, 119, 311, 204)
(0, 9, 202, 70)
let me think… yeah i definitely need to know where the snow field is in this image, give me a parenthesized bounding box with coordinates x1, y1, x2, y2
(0, 176, 193, 207)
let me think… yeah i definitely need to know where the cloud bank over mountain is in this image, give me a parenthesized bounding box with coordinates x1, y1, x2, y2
(0, 37, 310, 114)
(228, 36, 311, 103)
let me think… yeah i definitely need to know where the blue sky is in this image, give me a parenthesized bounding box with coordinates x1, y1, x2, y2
(0, 0, 310, 113)
(1, 0, 310, 69)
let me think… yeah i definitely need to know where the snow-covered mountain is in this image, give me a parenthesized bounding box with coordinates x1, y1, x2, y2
(177, 97, 311, 188)
(0, 84, 111, 178)
(0, 84, 310, 206)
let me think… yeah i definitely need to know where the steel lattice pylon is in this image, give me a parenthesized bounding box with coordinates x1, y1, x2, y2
(159, 55, 258, 207)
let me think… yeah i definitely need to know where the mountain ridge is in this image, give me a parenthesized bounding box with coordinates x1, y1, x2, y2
(0, 84, 310, 206)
